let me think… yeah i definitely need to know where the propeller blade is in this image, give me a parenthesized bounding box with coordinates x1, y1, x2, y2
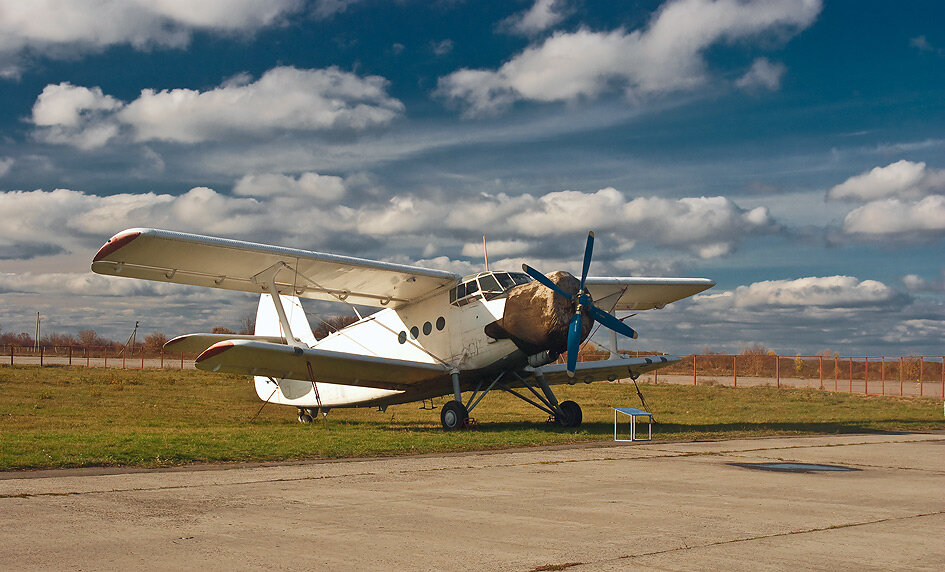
(587, 304, 638, 340)
(566, 311, 583, 377)
(580, 231, 594, 291)
(522, 264, 573, 300)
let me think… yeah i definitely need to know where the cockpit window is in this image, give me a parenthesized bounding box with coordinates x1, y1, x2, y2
(494, 272, 514, 289)
(479, 274, 501, 293)
(451, 272, 533, 305)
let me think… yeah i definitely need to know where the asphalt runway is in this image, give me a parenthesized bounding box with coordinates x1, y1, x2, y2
(1, 433, 942, 570)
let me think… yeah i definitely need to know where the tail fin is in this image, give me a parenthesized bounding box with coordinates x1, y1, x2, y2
(255, 293, 317, 347)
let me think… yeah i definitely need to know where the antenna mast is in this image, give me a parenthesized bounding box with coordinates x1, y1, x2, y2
(482, 235, 489, 271)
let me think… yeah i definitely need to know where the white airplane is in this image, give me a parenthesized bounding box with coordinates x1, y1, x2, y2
(91, 228, 713, 430)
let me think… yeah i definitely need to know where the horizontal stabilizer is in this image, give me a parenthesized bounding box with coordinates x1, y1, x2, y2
(164, 333, 285, 355)
(534, 355, 681, 386)
(195, 340, 448, 391)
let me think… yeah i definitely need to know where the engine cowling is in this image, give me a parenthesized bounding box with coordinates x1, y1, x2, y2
(484, 270, 594, 356)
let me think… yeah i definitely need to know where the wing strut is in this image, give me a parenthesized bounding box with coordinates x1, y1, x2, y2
(252, 262, 305, 349)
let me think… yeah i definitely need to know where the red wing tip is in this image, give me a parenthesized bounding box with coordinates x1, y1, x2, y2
(92, 231, 141, 262)
(196, 341, 235, 363)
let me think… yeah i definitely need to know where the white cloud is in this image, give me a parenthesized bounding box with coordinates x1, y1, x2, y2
(30, 83, 124, 149)
(438, 0, 821, 115)
(357, 187, 777, 258)
(432, 39, 454, 56)
(727, 276, 904, 309)
(233, 172, 347, 201)
(499, 0, 570, 36)
(312, 0, 363, 19)
(0, 0, 303, 79)
(30, 66, 404, 148)
(828, 160, 945, 201)
(0, 157, 12, 177)
(902, 272, 945, 293)
(735, 58, 786, 91)
(842, 195, 945, 237)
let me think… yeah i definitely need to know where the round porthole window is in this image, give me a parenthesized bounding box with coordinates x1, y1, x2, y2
(422, 321, 432, 335)
(410, 326, 419, 339)
(398, 331, 407, 344)
(436, 316, 445, 330)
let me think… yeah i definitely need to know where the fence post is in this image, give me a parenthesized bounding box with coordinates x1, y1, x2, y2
(9, 344, 12, 366)
(104, 347, 108, 368)
(69, 345, 72, 366)
(834, 355, 838, 392)
(180, 352, 184, 370)
(693, 355, 696, 386)
(733, 355, 737, 388)
(941, 356, 944, 400)
(881, 356, 885, 395)
(919, 356, 924, 397)
(819, 355, 823, 389)
(40, 345, 44, 367)
(899, 356, 903, 397)
(86, 347, 89, 367)
(160, 349, 164, 369)
(849, 357, 853, 393)
(864, 357, 869, 395)
(775, 355, 780, 388)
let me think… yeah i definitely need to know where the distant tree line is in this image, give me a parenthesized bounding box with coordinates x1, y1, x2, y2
(0, 312, 359, 354)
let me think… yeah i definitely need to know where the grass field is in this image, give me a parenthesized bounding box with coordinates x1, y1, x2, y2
(1, 365, 942, 471)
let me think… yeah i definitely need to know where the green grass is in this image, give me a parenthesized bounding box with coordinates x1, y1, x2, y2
(0, 366, 942, 470)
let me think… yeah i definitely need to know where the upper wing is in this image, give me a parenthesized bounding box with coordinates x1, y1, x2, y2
(195, 340, 449, 391)
(91, 228, 460, 308)
(585, 277, 715, 311)
(534, 355, 681, 386)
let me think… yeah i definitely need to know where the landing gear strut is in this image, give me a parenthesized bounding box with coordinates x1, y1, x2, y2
(439, 369, 583, 430)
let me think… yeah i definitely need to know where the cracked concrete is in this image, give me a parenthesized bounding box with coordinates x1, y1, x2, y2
(1, 433, 942, 570)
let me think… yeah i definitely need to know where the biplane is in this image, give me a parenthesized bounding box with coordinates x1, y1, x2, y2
(92, 229, 713, 429)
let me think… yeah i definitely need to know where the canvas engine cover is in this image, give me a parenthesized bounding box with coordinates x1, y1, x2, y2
(484, 270, 593, 356)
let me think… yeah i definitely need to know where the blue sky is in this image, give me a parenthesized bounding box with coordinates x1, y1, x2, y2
(0, 0, 943, 356)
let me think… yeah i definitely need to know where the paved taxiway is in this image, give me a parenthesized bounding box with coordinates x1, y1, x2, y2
(1, 432, 942, 570)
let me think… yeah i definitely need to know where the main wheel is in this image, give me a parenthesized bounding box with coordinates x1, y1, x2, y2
(440, 400, 469, 431)
(298, 413, 313, 424)
(557, 400, 582, 428)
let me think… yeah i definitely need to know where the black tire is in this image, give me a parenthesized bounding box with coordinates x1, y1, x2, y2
(557, 400, 582, 428)
(440, 400, 469, 431)
(298, 413, 313, 424)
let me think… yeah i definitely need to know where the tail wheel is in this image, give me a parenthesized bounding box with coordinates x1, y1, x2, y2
(440, 401, 469, 431)
(557, 400, 582, 428)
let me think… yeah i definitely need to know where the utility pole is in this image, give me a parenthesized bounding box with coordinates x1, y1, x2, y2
(34, 312, 40, 353)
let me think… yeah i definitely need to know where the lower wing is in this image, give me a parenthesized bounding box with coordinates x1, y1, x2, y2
(194, 340, 449, 391)
(534, 355, 680, 386)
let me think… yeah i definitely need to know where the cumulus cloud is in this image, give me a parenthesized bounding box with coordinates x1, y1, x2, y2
(0, 0, 303, 79)
(232, 172, 347, 201)
(727, 276, 905, 309)
(735, 58, 786, 91)
(828, 160, 945, 201)
(841, 195, 945, 237)
(0, 157, 12, 177)
(31, 83, 124, 149)
(826, 161, 945, 241)
(30, 67, 404, 148)
(438, 0, 821, 115)
(357, 187, 777, 258)
(902, 272, 945, 293)
(498, 0, 571, 36)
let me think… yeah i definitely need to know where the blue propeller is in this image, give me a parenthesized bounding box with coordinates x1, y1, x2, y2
(522, 231, 638, 377)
